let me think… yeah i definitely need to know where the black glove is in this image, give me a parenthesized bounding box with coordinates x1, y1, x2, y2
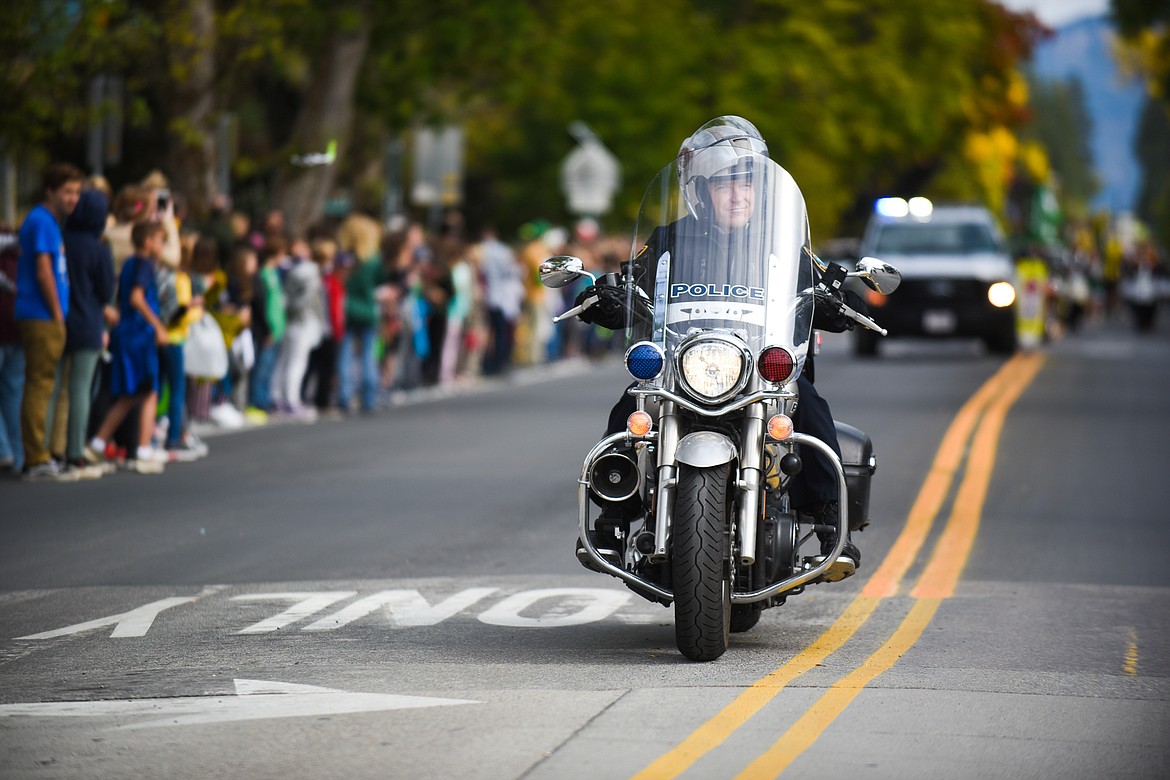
(575, 284, 626, 330)
(813, 287, 869, 333)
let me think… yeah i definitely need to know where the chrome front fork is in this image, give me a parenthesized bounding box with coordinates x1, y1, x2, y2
(736, 404, 766, 566)
(652, 401, 774, 567)
(652, 400, 679, 562)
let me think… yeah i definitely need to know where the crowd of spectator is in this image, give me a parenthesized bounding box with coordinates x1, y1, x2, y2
(0, 163, 626, 482)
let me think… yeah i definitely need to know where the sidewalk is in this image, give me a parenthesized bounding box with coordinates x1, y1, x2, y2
(189, 355, 605, 441)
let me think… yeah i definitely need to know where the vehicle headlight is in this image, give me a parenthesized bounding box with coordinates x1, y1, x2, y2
(988, 281, 1016, 308)
(677, 336, 748, 402)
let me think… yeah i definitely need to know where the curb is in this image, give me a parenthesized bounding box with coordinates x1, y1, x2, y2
(188, 355, 606, 441)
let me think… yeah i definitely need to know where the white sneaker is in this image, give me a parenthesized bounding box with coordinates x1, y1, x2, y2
(139, 447, 173, 464)
(83, 446, 118, 474)
(165, 441, 203, 462)
(128, 458, 165, 475)
(210, 402, 245, 429)
(293, 405, 318, 422)
(65, 461, 105, 480)
(22, 460, 81, 482)
(186, 433, 209, 458)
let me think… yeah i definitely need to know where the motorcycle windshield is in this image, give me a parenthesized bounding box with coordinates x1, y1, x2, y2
(625, 154, 814, 382)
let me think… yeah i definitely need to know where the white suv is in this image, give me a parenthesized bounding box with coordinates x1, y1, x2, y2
(852, 200, 1017, 356)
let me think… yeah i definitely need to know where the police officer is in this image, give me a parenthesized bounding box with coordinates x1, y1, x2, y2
(577, 116, 864, 580)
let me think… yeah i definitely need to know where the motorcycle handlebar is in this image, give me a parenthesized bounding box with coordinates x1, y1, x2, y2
(554, 294, 598, 323)
(841, 303, 888, 335)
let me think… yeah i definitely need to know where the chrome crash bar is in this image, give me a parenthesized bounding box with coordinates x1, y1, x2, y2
(574, 431, 850, 605)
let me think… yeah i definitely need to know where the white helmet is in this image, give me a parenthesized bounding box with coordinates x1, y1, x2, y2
(678, 116, 769, 218)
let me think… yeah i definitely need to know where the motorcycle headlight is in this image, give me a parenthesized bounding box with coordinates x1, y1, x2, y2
(677, 335, 749, 402)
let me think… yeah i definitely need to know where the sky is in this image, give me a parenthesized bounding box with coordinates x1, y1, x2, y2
(997, 0, 1111, 28)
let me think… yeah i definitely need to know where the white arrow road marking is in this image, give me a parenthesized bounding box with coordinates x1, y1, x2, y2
(15, 597, 198, 639)
(0, 679, 479, 729)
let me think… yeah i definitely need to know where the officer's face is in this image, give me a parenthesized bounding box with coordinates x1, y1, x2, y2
(707, 177, 753, 230)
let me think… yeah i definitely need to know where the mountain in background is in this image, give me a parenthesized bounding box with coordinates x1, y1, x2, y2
(1031, 14, 1145, 213)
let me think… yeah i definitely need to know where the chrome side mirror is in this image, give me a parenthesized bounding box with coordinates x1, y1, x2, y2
(851, 256, 901, 294)
(538, 255, 596, 288)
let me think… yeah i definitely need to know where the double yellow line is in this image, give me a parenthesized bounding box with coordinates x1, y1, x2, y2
(633, 351, 1046, 780)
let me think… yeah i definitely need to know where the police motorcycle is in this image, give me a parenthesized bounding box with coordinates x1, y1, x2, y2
(540, 141, 900, 662)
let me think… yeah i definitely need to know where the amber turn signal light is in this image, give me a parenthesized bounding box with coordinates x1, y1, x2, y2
(767, 414, 794, 441)
(627, 410, 653, 436)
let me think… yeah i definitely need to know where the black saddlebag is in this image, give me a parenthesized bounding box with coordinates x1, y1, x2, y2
(834, 421, 876, 531)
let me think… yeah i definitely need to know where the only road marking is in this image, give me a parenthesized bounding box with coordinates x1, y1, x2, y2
(0, 678, 479, 729)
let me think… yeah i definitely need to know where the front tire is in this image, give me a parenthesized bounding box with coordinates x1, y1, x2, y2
(673, 463, 732, 661)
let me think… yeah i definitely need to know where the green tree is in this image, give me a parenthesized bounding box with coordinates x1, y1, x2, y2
(1113, 0, 1170, 247)
(0, 1, 156, 160)
(406, 0, 1044, 238)
(1020, 76, 1099, 218)
(1134, 96, 1170, 247)
(161, 0, 217, 218)
(1113, 0, 1170, 104)
(1, 0, 1045, 241)
(269, 3, 370, 236)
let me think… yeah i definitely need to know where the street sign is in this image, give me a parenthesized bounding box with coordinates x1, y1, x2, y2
(412, 125, 463, 207)
(561, 124, 620, 217)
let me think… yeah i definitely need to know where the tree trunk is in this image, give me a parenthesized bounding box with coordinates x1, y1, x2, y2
(271, 17, 371, 238)
(164, 0, 217, 220)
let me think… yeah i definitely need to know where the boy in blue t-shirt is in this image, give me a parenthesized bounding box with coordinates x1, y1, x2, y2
(16, 162, 83, 481)
(87, 221, 171, 474)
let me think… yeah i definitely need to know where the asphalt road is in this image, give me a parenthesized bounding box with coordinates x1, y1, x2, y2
(1, 313, 1167, 779)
